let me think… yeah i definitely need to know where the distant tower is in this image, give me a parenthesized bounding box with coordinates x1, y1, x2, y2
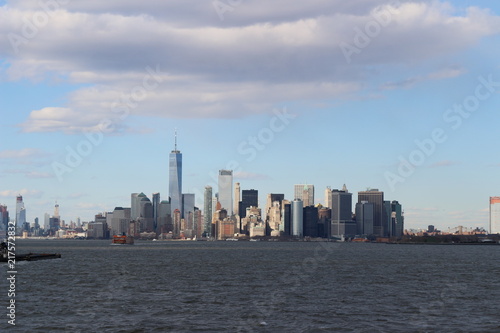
(358, 189, 384, 236)
(218, 170, 233, 215)
(169, 130, 182, 216)
(204, 186, 213, 236)
(490, 197, 500, 234)
(16, 195, 26, 228)
(291, 199, 303, 237)
(294, 184, 314, 206)
(54, 202, 60, 219)
(234, 182, 241, 216)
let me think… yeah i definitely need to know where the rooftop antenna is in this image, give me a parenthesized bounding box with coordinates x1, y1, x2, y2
(174, 128, 177, 151)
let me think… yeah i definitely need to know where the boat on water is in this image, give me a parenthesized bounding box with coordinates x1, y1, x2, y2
(1, 242, 61, 262)
(111, 235, 134, 245)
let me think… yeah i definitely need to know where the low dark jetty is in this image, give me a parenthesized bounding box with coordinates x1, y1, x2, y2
(1, 253, 62, 262)
(1, 242, 61, 262)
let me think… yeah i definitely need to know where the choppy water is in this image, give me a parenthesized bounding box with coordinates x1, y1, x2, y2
(1, 239, 499, 332)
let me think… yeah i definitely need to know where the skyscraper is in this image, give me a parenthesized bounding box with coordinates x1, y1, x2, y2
(294, 184, 314, 206)
(204, 186, 213, 236)
(16, 195, 26, 228)
(291, 199, 303, 237)
(218, 170, 233, 215)
(169, 131, 182, 217)
(152, 192, 160, 232)
(0, 204, 9, 232)
(234, 182, 241, 216)
(239, 189, 258, 218)
(358, 189, 384, 236)
(489, 197, 500, 234)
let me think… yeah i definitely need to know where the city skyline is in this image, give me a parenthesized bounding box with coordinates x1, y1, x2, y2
(1, 0, 500, 231)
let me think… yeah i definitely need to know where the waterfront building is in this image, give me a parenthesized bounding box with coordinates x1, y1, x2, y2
(330, 186, 352, 232)
(152, 193, 160, 232)
(282, 201, 291, 236)
(355, 201, 374, 235)
(204, 186, 213, 236)
(239, 189, 258, 219)
(108, 207, 131, 236)
(169, 131, 182, 216)
(385, 200, 404, 237)
(138, 196, 154, 232)
(0, 204, 9, 231)
(182, 193, 195, 222)
(218, 170, 233, 215)
(234, 182, 241, 216)
(265, 193, 284, 221)
(358, 189, 384, 236)
(490, 197, 500, 234)
(303, 205, 319, 237)
(157, 200, 172, 234)
(291, 199, 303, 237)
(318, 207, 331, 238)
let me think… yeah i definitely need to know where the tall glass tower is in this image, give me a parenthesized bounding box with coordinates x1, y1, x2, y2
(218, 170, 233, 215)
(169, 131, 182, 216)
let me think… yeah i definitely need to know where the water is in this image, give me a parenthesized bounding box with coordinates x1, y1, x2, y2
(1, 240, 499, 332)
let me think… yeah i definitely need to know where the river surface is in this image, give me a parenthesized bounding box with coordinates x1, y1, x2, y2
(1, 239, 499, 332)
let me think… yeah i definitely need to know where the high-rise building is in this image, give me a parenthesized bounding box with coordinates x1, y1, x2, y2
(489, 197, 500, 234)
(331, 186, 352, 222)
(152, 193, 160, 231)
(131, 193, 145, 221)
(384, 200, 404, 237)
(157, 200, 172, 234)
(0, 204, 9, 231)
(53, 202, 60, 219)
(182, 193, 195, 229)
(234, 182, 241, 216)
(218, 170, 233, 215)
(265, 193, 285, 221)
(108, 207, 131, 236)
(303, 205, 318, 237)
(294, 184, 314, 206)
(325, 186, 333, 209)
(239, 189, 258, 219)
(169, 131, 182, 217)
(16, 195, 26, 228)
(355, 201, 374, 235)
(204, 186, 213, 237)
(282, 201, 292, 236)
(358, 189, 384, 236)
(291, 199, 303, 237)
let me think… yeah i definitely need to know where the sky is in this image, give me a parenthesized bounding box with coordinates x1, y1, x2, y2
(1, 0, 500, 231)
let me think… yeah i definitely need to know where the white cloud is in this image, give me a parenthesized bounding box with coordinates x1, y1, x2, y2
(0, 189, 43, 198)
(1, 1, 499, 133)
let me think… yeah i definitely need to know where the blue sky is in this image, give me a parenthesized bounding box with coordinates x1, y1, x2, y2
(1, 0, 500, 231)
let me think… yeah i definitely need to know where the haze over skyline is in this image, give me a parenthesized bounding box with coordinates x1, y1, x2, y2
(1, 0, 500, 230)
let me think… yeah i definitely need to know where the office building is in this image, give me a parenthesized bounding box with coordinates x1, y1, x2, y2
(152, 192, 160, 232)
(108, 207, 131, 236)
(291, 199, 303, 237)
(490, 197, 500, 234)
(385, 200, 404, 237)
(294, 184, 314, 206)
(218, 170, 233, 215)
(169, 132, 182, 216)
(182, 193, 195, 230)
(0, 204, 9, 231)
(355, 201, 374, 235)
(239, 189, 258, 219)
(234, 182, 241, 216)
(16, 195, 26, 228)
(358, 189, 384, 236)
(204, 186, 213, 236)
(303, 205, 319, 237)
